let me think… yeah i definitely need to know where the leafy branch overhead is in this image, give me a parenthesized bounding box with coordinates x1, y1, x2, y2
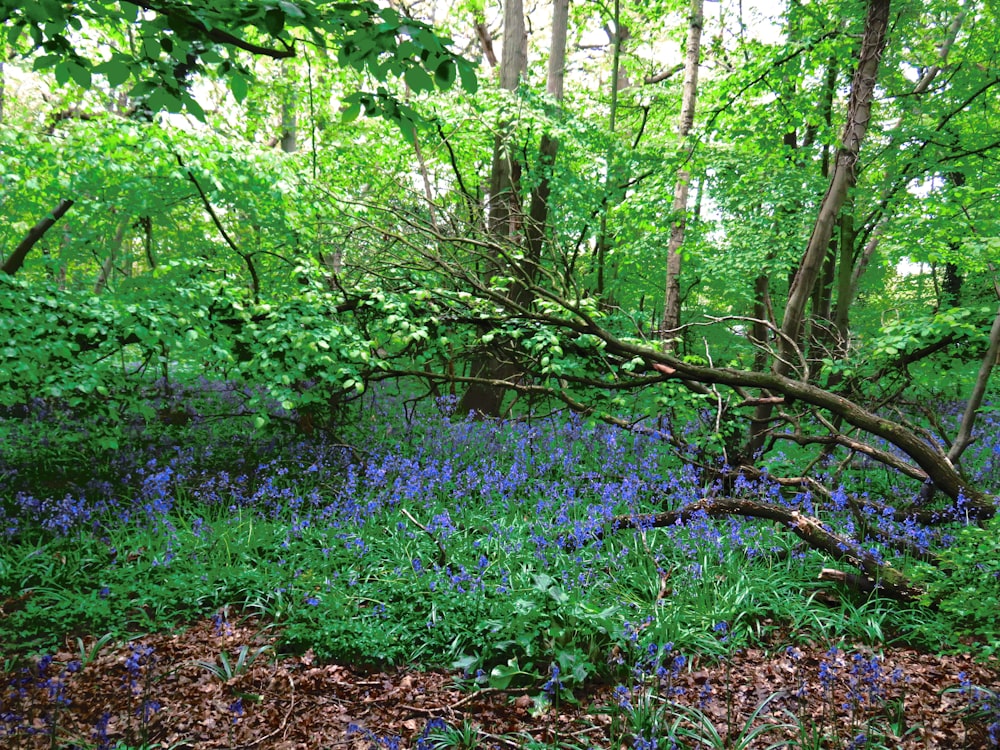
(1, 0, 477, 119)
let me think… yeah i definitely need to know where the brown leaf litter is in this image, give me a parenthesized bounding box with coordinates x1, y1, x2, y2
(1, 616, 997, 748)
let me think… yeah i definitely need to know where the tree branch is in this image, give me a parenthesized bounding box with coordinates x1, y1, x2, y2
(949, 303, 1000, 463)
(131, 0, 296, 59)
(3, 199, 74, 276)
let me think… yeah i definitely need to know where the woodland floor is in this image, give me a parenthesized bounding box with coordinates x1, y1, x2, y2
(2, 616, 998, 749)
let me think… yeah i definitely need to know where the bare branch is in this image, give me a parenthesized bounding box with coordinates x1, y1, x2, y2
(949, 303, 1000, 463)
(3, 199, 74, 275)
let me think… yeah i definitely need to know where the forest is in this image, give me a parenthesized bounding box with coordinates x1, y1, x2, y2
(1, 0, 999, 747)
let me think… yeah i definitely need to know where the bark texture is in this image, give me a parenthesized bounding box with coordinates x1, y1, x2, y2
(661, 0, 704, 344)
(749, 0, 890, 454)
(457, 0, 527, 417)
(778, 0, 889, 368)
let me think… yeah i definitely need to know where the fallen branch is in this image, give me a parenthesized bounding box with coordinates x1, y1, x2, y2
(818, 567, 879, 596)
(597, 497, 923, 602)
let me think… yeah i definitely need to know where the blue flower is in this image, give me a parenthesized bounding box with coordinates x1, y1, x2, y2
(543, 664, 564, 697)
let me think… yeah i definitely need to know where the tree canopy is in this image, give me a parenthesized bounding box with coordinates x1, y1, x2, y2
(1, 0, 477, 119)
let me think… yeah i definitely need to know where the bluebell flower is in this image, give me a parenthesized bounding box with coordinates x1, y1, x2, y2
(614, 685, 632, 710)
(542, 664, 564, 697)
(230, 697, 244, 722)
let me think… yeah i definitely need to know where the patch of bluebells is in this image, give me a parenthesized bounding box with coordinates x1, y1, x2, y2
(801, 645, 913, 742)
(613, 622, 689, 734)
(346, 722, 402, 749)
(542, 664, 565, 698)
(123, 643, 160, 725)
(415, 717, 449, 749)
(0, 653, 76, 742)
(1, 389, 777, 591)
(229, 697, 243, 723)
(91, 710, 112, 749)
(958, 673, 1000, 747)
(212, 610, 233, 636)
(3, 390, 998, 692)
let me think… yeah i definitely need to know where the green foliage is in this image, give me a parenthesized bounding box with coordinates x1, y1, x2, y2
(418, 719, 482, 750)
(669, 692, 796, 750)
(2, 0, 476, 123)
(197, 644, 273, 682)
(865, 306, 990, 360)
(912, 517, 1000, 654)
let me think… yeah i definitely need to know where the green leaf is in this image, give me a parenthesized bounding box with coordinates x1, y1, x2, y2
(278, 1, 305, 19)
(24, 3, 52, 23)
(120, 2, 139, 22)
(100, 59, 132, 87)
(488, 660, 528, 690)
(230, 73, 249, 102)
(264, 8, 285, 35)
(6, 21, 26, 46)
(183, 94, 206, 120)
(397, 121, 416, 147)
(403, 66, 433, 93)
(53, 61, 71, 86)
(434, 60, 456, 88)
(67, 62, 92, 89)
(145, 87, 182, 112)
(32, 54, 61, 71)
(142, 35, 160, 59)
(341, 100, 362, 123)
(458, 63, 478, 94)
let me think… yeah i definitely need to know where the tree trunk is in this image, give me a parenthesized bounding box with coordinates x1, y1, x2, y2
(841, 8, 966, 328)
(140, 215, 155, 269)
(457, 0, 527, 417)
(595, 0, 626, 302)
(779, 0, 889, 365)
(948, 303, 1000, 465)
(94, 219, 129, 295)
(518, 0, 569, 306)
(280, 62, 297, 154)
(661, 0, 704, 345)
(749, 0, 890, 455)
(486, 0, 525, 236)
(0, 47, 5, 125)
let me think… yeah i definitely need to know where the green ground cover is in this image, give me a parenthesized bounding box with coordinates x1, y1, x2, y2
(1, 388, 998, 748)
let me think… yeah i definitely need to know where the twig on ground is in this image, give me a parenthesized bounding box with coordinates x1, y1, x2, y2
(400, 508, 448, 566)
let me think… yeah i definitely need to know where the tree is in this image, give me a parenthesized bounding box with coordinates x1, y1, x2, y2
(746, 0, 890, 455)
(350, 0, 1000, 599)
(4, 0, 999, 603)
(660, 0, 703, 346)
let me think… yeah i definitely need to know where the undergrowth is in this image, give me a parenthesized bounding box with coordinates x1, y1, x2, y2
(1, 385, 998, 747)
